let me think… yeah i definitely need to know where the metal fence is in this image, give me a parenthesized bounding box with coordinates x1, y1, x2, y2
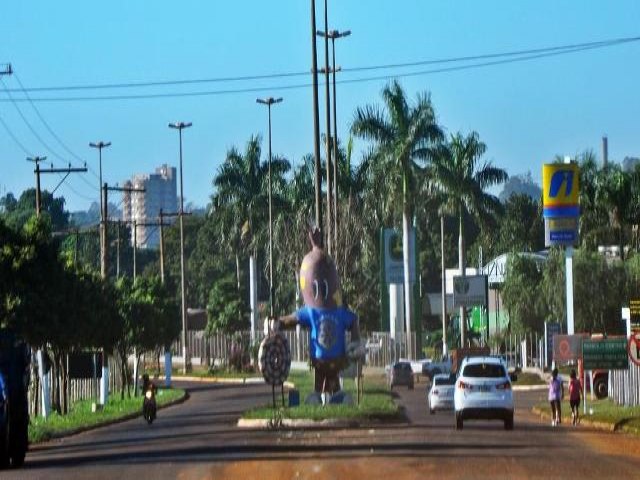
(609, 362, 640, 407)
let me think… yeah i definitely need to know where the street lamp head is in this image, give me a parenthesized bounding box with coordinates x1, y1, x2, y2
(257, 97, 283, 106)
(168, 121, 193, 130)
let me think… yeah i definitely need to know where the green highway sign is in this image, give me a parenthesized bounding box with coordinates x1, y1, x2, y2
(582, 338, 629, 370)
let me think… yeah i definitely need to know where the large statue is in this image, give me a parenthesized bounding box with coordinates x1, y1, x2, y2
(265, 228, 363, 404)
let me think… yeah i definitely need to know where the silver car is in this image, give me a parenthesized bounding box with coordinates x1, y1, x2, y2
(428, 373, 455, 414)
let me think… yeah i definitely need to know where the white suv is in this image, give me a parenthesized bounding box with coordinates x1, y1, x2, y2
(454, 356, 515, 430)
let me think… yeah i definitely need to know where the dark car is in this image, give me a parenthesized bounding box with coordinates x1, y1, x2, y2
(389, 361, 414, 390)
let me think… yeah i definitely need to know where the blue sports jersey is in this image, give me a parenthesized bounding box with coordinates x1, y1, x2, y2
(296, 306, 356, 361)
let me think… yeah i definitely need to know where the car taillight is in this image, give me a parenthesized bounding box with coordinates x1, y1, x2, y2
(495, 381, 511, 390)
(458, 380, 472, 390)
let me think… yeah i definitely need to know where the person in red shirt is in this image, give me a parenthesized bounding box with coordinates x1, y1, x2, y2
(569, 369, 583, 426)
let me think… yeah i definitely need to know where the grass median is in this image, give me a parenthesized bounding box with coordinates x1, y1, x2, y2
(534, 397, 640, 434)
(243, 371, 401, 422)
(29, 387, 185, 443)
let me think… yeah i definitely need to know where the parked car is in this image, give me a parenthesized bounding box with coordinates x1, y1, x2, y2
(454, 356, 515, 430)
(428, 373, 456, 414)
(389, 361, 414, 390)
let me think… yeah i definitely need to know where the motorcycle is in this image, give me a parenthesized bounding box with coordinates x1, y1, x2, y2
(142, 386, 157, 424)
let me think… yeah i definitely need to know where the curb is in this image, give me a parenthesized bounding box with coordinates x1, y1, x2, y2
(531, 406, 617, 432)
(33, 390, 189, 444)
(237, 418, 360, 429)
(161, 375, 293, 388)
(512, 385, 547, 392)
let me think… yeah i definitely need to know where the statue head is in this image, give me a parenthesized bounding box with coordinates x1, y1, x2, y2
(299, 228, 342, 309)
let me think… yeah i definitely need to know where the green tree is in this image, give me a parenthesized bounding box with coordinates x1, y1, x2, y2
(501, 254, 545, 333)
(206, 273, 250, 333)
(431, 132, 508, 345)
(351, 81, 443, 350)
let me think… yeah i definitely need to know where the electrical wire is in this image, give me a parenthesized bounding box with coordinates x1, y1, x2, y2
(1, 37, 635, 103)
(0, 112, 33, 156)
(13, 73, 87, 164)
(2, 35, 638, 93)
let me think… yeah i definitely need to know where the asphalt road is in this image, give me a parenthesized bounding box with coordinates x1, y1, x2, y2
(4, 378, 640, 480)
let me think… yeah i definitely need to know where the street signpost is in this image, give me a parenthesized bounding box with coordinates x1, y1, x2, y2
(582, 338, 629, 370)
(630, 299, 640, 332)
(552, 333, 584, 364)
(452, 275, 488, 308)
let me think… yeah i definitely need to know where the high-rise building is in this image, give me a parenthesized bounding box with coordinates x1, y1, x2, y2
(122, 164, 177, 248)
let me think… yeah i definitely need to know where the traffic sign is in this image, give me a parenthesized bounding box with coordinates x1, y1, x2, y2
(629, 333, 640, 367)
(583, 338, 629, 370)
(630, 299, 640, 330)
(552, 334, 584, 363)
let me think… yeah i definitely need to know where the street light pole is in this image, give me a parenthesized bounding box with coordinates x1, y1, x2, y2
(90, 141, 111, 262)
(168, 121, 192, 374)
(318, 28, 350, 257)
(310, 0, 323, 234)
(320, 0, 333, 255)
(257, 97, 283, 317)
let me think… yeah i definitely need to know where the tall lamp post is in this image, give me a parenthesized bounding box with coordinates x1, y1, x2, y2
(168, 121, 192, 374)
(317, 28, 350, 253)
(89, 141, 111, 258)
(256, 97, 283, 318)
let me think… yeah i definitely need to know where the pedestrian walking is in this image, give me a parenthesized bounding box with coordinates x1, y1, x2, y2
(569, 369, 583, 426)
(548, 368, 564, 427)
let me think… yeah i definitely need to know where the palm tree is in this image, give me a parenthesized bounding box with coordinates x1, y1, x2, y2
(211, 135, 290, 295)
(430, 132, 508, 347)
(351, 81, 443, 358)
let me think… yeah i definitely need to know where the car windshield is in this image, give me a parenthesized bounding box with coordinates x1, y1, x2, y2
(434, 376, 455, 386)
(462, 363, 506, 378)
(394, 363, 411, 371)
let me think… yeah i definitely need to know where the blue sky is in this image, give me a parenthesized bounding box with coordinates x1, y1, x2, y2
(1, 1, 639, 212)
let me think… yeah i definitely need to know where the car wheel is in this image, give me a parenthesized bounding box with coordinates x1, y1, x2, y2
(504, 414, 514, 431)
(594, 378, 608, 399)
(455, 412, 463, 430)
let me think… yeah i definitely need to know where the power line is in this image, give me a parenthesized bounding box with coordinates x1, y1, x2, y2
(1, 36, 636, 103)
(3, 35, 638, 93)
(0, 112, 33, 156)
(0, 77, 67, 159)
(13, 73, 87, 164)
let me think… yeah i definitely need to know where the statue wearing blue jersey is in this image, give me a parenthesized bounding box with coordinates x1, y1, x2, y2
(265, 228, 363, 400)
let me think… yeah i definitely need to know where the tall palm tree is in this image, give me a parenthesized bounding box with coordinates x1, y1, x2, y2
(430, 132, 508, 347)
(212, 135, 290, 292)
(351, 81, 443, 358)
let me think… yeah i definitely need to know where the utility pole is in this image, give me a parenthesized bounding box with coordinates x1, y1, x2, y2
(159, 209, 165, 284)
(89, 141, 111, 257)
(116, 221, 121, 278)
(133, 220, 137, 280)
(168, 121, 192, 374)
(310, 0, 323, 235)
(104, 184, 145, 280)
(319, 0, 332, 255)
(26, 156, 47, 216)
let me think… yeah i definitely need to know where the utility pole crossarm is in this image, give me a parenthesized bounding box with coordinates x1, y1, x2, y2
(0, 63, 11, 75)
(106, 186, 145, 193)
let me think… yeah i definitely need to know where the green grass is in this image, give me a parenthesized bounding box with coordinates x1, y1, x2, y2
(29, 387, 185, 443)
(146, 366, 260, 379)
(535, 397, 640, 433)
(243, 371, 401, 422)
(513, 372, 546, 385)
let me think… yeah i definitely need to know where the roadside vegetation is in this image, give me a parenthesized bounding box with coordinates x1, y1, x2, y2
(535, 398, 640, 435)
(243, 371, 400, 422)
(29, 387, 185, 443)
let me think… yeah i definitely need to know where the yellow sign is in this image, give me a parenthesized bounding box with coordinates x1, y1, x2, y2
(542, 163, 580, 218)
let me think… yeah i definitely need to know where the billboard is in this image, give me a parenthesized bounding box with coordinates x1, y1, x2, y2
(383, 228, 416, 284)
(583, 338, 629, 370)
(542, 163, 580, 247)
(452, 275, 488, 308)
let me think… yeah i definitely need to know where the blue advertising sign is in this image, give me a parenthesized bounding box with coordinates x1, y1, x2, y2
(545, 322, 562, 367)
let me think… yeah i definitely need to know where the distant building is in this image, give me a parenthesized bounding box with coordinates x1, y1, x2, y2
(122, 164, 177, 248)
